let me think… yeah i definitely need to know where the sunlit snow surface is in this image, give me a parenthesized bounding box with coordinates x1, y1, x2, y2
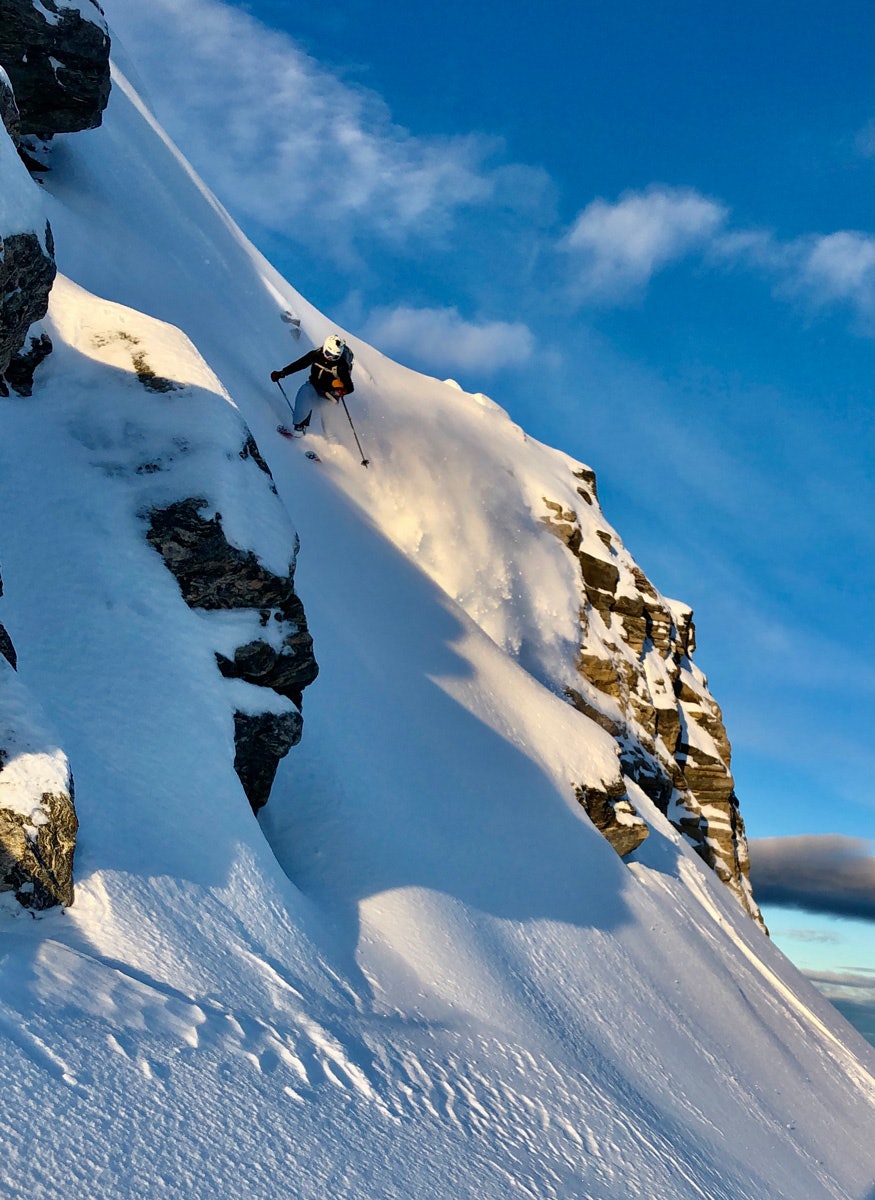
(0, 59, 873, 1200)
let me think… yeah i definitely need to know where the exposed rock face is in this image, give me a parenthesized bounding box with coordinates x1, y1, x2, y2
(1, 81, 56, 384)
(543, 472, 764, 928)
(0, 626, 15, 670)
(0, 568, 13, 671)
(574, 781, 649, 858)
(0, 570, 15, 673)
(233, 711, 303, 813)
(0, 65, 21, 142)
(2, 326, 53, 396)
(145, 495, 319, 812)
(0, 230, 56, 381)
(0, 0, 111, 137)
(0, 784, 78, 908)
(0, 575, 77, 909)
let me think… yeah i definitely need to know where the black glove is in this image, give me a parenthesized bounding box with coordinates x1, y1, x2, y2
(270, 370, 283, 383)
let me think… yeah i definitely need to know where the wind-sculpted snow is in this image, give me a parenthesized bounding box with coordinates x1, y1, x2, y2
(0, 35, 872, 1200)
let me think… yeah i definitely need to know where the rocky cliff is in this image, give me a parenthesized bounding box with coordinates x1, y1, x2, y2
(543, 466, 762, 927)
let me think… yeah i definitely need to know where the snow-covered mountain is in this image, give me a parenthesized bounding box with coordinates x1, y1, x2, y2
(1, 4, 874, 1197)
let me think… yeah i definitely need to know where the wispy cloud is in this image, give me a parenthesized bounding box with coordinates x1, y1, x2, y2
(804, 967, 875, 1045)
(105, 0, 547, 251)
(712, 224, 875, 328)
(806, 967, 875, 987)
(563, 186, 728, 300)
(749, 835, 875, 920)
(360, 305, 535, 374)
(773, 928, 841, 945)
(560, 182, 875, 331)
(853, 119, 875, 159)
(794, 231, 875, 318)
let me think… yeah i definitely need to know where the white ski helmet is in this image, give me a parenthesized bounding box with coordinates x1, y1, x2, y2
(322, 334, 346, 361)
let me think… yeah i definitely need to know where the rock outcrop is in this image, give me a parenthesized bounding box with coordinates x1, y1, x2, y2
(543, 470, 764, 928)
(573, 780, 649, 858)
(0, 0, 111, 137)
(0, 569, 77, 909)
(0, 64, 21, 143)
(145, 495, 319, 812)
(2, 326, 53, 396)
(0, 73, 56, 385)
(0, 231, 55, 383)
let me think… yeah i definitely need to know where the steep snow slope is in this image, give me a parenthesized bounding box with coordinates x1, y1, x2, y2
(0, 55, 873, 1200)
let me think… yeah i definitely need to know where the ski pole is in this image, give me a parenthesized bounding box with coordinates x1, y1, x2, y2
(340, 396, 370, 468)
(275, 377, 294, 416)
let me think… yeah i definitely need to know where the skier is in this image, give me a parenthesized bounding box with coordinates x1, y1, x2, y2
(271, 334, 354, 437)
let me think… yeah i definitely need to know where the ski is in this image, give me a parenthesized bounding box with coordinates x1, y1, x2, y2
(276, 426, 320, 460)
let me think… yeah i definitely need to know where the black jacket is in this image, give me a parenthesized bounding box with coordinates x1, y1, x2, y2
(278, 348, 354, 396)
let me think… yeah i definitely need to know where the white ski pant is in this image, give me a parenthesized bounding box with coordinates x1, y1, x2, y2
(293, 381, 337, 437)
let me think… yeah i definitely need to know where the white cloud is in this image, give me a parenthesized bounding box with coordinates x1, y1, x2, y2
(104, 0, 546, 250)
(361, 305, 535, 374)
(561, 184, 875, 330)
(713, 223, 875, 322)
(797, 231, 875, 312)
(708, 227, 787, 271)
(563, 186, 728, 299)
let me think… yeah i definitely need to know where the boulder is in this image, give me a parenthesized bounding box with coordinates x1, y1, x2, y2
(0, 0, 111, 137)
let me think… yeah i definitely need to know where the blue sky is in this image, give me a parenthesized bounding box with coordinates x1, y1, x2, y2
(107, 0, 875, 1028)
